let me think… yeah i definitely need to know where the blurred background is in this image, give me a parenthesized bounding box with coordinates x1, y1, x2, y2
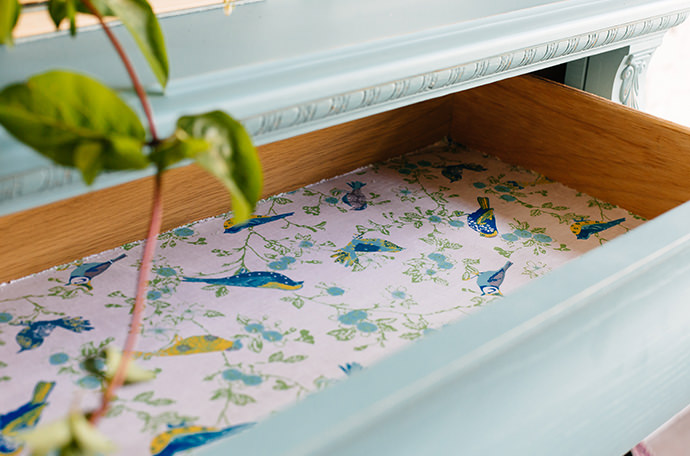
(644, 18, 690, 127)
(634, 17, 690, 456)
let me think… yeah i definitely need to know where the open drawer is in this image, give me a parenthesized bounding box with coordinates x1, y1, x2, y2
(2, 76, 690, 456)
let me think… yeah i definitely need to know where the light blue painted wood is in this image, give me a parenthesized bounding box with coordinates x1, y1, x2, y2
(3, 2, 690, 454)
(1, 0, 689, 215)
(197, 198, 690, 456)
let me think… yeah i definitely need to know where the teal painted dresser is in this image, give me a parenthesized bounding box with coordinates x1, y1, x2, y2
(2, 1, 690, 455)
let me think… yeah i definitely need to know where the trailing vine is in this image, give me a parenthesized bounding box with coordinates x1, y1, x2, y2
(0, 1, 262, 454)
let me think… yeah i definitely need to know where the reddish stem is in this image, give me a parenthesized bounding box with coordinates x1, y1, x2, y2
(79, 0, 159, 142)
(90, 173, 163, 424)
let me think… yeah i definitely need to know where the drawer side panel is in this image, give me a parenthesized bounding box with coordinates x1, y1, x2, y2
(450, 75, 690, 219)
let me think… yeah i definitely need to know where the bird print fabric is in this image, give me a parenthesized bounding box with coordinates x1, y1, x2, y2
(472, 261, 513, 296)
(467, 197, 498, 237)
(0, 138, 641, 455)
(332, 237, 404, 267)
(0, 381, 54, 455)
(134, 335, 240, 359)
(67, 254, 125, 289)
(342, 182, 368, 210)
(441, 163, 487, 182)
(182, 268, 303, 290)
(14, 317, 93, 352)
(223, 212, 293, 233)
(150, 423, 254, 456)
(570, 218, 626, 240)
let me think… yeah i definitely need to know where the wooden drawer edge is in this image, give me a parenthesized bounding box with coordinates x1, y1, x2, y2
(0, 97, 450, 284)
(451, 75, 690, 220)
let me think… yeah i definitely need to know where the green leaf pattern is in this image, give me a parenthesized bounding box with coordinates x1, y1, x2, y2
(0, 139, 642, 454)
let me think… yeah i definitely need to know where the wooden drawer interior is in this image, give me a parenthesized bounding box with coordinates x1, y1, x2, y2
(2, 75, 690, 283)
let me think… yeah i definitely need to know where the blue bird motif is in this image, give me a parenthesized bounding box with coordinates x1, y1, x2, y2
(0, 381, 55, 455)
(470, 261, 512, 296)
(441, 163, 487, 182)
(13, 317, 94, 353)
(570, 218, 625, 240)
(467, 197, 498, 237)
(182, 268, 303, 290)
(339, 362, 364, 376)
(224, 212, 293, 233)
(150, 423, 254, 456)
(341, 181, 367, 210)
(67, 253, 126, 290)
(331, 236, 404, 267)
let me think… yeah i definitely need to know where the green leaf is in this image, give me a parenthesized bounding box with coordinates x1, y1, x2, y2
(229, 393, 255, 406)
(290, 296, 304, 309)
(47, 0, 79, 32)
(47, 0, 78, 35)
(215, 286, 229, 298)
(327, 328, 356, 341)
(0, 0, 20, 45)
(249, 337, 263, 353)
(273, 379, 292, 390)
(203, 310, 224, 318)
(296, 329, 314, 344)
(70, 411, 117, 454)
(133, 391, 154, 402)
(103, 346, 155, 384)
(75, 0, 115, 16)
(272, 197, 292, 205)
(96, 0, 169, 87)
(268, 351, 284, 362)
(20, 416, 72, 455)
(177, 111, 262, 223)
(150, 130, 208, 171)
(106, 404, 125, 418)
(284, 355, 306, 363)
(210, 388, 231, 401)
(0, 71, 148, 185)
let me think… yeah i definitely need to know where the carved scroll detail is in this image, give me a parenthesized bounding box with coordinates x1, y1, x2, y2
(619, 50, 656, 109)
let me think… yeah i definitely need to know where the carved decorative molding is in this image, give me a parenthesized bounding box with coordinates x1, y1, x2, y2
(619, 48, 657, 109)
(1, 10, 688, 211)
(0, 166, 76, 204)
(243, 11, 687, 139)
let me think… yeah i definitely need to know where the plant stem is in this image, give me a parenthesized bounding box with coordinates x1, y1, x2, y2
(79, 0, 159, 142)
(90, 173, 164, 424)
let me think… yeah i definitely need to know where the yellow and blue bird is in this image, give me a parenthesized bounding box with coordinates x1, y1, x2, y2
(150, 423, 254, 456)
(134, 334, 240, 360)
(441, 163, 487, 182)
(183, 268, 303, 290)
(14, 317, 93, 352)
(470, 261, 512, 296)
(570, 218, 625, 240)
(0, 381, 55, 455)
(67, 253, 126, 290)
(467, 197, 498, 237)
(223, 212, 293, 233)
(342, 182, 367, 210)
(331, 236, 404, 267)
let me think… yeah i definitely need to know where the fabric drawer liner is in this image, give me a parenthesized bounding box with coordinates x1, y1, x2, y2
(0, 139, 641, 455)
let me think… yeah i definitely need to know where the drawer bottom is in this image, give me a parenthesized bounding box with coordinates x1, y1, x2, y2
(0, 136, 642, 455)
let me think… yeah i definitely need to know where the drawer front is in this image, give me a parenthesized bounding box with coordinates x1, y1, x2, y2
(2, 76, 690, 456)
